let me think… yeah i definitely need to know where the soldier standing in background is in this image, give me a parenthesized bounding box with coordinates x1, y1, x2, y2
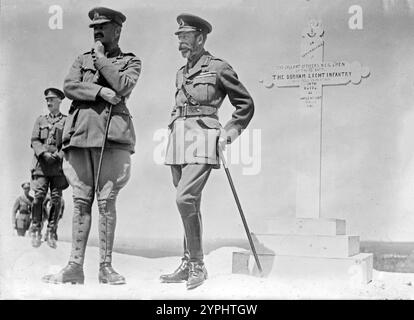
(29, 88, 68, 249)
(42, 7, 141, 285)
(12, 182, 34, 236)
(161, 14, 255, 289)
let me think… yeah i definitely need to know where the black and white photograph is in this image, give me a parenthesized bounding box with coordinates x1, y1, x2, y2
(1, 0, 414, 302)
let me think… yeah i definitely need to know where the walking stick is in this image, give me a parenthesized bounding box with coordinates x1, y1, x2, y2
(95, 104, 113, 194)
(218, 147, 263, 275)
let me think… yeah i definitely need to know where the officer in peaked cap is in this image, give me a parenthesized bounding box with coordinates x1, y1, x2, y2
(88, 7, 126, 27)
(12, 182, 34, 236)
(42, 6, 141, 286)
(44, 88, 65, 100)
(174, 13, 212, 35)
(161, 13, 255, 290)
(29, 87, 68, 248)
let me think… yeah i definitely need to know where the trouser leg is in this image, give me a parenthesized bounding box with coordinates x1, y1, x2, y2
(182, 236, 190, 261)
(172, 166, 190, 261)
(63, 147, 130, 268)
(181, 195, 202, 261)
(172, 164, 212, 263)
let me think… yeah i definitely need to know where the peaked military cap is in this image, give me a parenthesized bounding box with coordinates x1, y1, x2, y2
(44, 88, 65, 100)
(88, 7, 126, 28)
(21, 182, 30, 189)
(174, 13, 212, 35)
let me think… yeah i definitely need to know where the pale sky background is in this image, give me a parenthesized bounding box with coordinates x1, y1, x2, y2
(1, 0, 414, 243)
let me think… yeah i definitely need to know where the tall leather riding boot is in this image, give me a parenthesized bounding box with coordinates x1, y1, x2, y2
(31, 198, 43, 229)
(30, 199, 43, 248)
(42, 262, 84, 285)
(46, 200, 61, 249)
(69, 198, 92, 266)
(42, 199, 91, 285)
(182, 212, 203, 262)
(97, 198, 125, 285)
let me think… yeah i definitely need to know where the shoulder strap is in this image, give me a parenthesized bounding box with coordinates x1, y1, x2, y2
(201, 55, 212, 73)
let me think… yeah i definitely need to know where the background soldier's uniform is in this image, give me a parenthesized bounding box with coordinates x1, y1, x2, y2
(30, 112, 68, 239)
(12, 194, 33, 236)
(62, 45, 141, 268)
(165, 49, 255, 268)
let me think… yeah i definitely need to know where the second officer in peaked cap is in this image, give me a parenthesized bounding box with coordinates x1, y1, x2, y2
(29, 87, 68, 249)
(44, 88, 65, 100)
(161, 13, 255, 290)
(174, 13, 212, 35)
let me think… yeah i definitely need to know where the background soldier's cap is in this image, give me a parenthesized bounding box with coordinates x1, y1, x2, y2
(174, 13, 212, 35)
(21, 182, 30, 189)
(44, 88, 65, 100)
(88, 7, 126, 28)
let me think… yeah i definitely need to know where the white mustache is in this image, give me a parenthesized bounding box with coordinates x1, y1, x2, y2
(179, 44, 192, 50)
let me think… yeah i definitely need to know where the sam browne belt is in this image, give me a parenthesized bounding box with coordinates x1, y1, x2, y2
(176, 105, 217, 118)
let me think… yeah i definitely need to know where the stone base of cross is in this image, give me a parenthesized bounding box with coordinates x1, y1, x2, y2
(232, 20, 373, 284)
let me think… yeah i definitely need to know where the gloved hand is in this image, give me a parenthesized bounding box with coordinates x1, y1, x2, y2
(218, 129, 229, 151)
(51, 151, 62, 161)
(42, 152, 56, 164)
(99, 87, 121, 105)
(218, 136, 227, 151)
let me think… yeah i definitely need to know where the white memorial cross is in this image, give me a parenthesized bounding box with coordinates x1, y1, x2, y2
(261, 20, 370, 218)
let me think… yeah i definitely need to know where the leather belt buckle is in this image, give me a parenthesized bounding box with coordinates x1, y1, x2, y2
(182, 103, 188, 119)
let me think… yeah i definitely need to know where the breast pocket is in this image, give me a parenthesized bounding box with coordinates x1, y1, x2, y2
(39, 125, 49, 140)
(191, 75, 217, 103)
(53, 123, 64, 146)
(81, 65, 99, 82)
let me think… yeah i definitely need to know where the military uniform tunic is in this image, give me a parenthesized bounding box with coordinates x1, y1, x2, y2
(30, 112, 68, 231)
(31, 112, 67, 177)
(12, 194, 34, 235)
(165, 50, 255, 165)
(62, 48, 141, 154)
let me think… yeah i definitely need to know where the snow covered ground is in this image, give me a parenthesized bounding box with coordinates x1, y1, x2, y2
(0, 235, 413, 300)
